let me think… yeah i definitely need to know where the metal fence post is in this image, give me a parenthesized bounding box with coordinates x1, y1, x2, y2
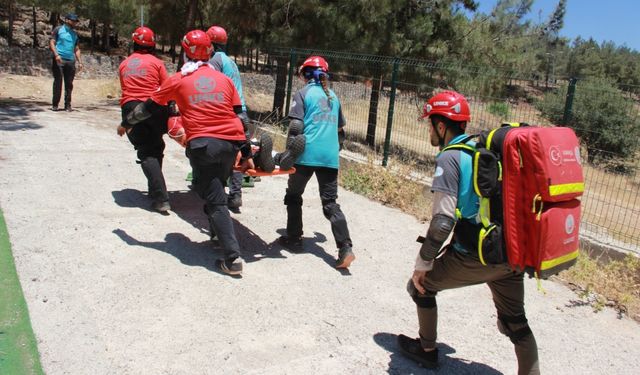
(285, 49, 297, 117)
(562, 77, 577, 125)
(382, 60, 399, 167)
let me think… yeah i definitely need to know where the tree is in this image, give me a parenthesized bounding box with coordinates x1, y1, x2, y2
(537, 0, 566, 87)
(536, 77, 640, 165)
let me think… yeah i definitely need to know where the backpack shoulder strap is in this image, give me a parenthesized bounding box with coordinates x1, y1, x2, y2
(440, 134, 478, 155)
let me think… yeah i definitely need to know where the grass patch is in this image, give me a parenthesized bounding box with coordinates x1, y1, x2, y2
(97, 78, 121, 100)
(486, 101, 510, 119)
(339, 159, 431, 222)
(557, 253, 640, 320)
(0, 208, 44, 375)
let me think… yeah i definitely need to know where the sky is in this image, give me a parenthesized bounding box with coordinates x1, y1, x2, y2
(469, 0, 640, 52)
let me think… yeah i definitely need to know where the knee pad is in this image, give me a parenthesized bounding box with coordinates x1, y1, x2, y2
(406, 279, 437, 308)
(140, 157, 161, 171)
(497, 314, 533, 344)
(322, 200, 340, 219)
(284, 194, 303, 207)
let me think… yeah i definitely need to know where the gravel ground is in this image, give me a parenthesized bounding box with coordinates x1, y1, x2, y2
(1, 97, 639, 374)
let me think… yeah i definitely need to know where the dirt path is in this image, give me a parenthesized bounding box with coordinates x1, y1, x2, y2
(1, 83, 639, 374)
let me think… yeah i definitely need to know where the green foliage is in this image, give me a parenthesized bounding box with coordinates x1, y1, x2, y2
(17, 0, 640, 100)
(340, 164, 374, 196)
(536, 78, 640, 164)
(487, 101, 510, 118)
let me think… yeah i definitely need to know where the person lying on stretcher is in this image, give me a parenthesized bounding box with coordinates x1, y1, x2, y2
(167, 115, 303, 176)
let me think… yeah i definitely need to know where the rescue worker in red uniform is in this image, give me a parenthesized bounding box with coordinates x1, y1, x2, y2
(123, 30, 259, 276)
(117, 26, 171, 212)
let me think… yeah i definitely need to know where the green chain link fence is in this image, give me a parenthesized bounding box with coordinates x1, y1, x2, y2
(230, 47, 640, 249)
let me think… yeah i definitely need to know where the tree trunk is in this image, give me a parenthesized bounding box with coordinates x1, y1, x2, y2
(185, 0, 198, 31)
(32, 6, 37, 48)
(49, 12, 59, 30)
(178, 0, 197, 72)
(177, 47, 184, 71)
(273, 56, 289, 119)
(90, 19, 96, 53)
(255, 49, 259, 72)
(7, 0, 14, 46)
(102, 21, 111, 53)
(366, 75, 383, 148)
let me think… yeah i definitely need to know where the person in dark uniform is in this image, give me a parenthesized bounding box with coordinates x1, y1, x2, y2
(207, 25, 250, 213)
(275, 56, 355, 269)
(123, 30, 273, 277)
(117, 26, 171, 212)
(397, 91, 540, 374)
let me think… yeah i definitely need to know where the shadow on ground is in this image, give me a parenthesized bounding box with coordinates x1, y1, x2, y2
(373, 332, 503, 375)
(111, 188, 156, 213)
(111, 228, 236, 277)
(111, 188, 349, 273)
(112, 188, 289, 266)
(274, 228, 350, 275)
(0, 98, 47, 131)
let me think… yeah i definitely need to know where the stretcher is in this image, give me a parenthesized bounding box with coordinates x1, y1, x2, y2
(235, 166, 296, 177)
(186, 165, 295, 181)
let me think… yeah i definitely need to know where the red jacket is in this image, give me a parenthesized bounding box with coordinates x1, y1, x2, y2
(151, 65, 244, 142)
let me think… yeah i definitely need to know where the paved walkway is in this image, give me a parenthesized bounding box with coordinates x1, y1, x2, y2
(1, 101, 639, 374)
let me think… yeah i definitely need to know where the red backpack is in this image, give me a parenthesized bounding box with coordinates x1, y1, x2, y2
(444, 123, 584, 278)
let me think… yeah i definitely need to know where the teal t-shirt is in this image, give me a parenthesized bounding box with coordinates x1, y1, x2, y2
(51, 25, 78, 61)
(432, 134, 480, 220)
(288, 81, 345, 169)
(209, 52, 246, 111)
(432, 134, 481, 254)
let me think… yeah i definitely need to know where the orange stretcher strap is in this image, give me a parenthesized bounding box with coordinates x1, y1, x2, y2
(234, 167, 296, 177)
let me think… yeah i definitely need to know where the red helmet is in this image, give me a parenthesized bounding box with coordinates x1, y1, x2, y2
(181, 30, 213, 61)
(206, 26, 228, 45)
(421, 90, 471, 122)
(299, 55, 329, 74)
(132, 26, 155, 47)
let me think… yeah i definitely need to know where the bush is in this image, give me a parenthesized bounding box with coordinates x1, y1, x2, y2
(486, 101, 510, 119)
(536, 78, 640, 164)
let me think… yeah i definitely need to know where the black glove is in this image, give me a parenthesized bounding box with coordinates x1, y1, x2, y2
(168, 100, 179, 117)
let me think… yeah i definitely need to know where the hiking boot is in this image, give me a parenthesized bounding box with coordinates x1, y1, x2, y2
(241, 176, 255, 188)
(152, 200, 171, 213)
(227, 194, 242, 214)
(255, 134, 275, 172)
(50, 106, 60, 111)
(64, 105, 73, 112)
(275, 134, 305, 171)
(397, 334, 439, 369)
(216, 257, 243, 276)
(278, 235, 304, 253)
(228, 194, 242, 209)
(336, 245, 355, 269)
